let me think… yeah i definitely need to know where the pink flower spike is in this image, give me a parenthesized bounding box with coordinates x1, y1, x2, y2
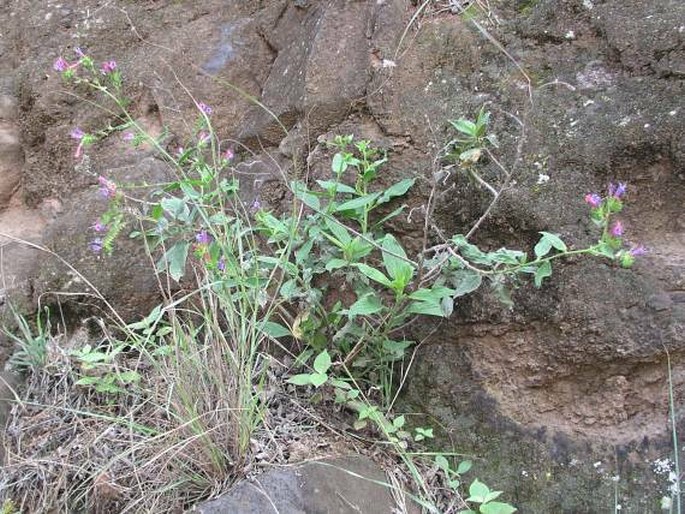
(74, 142, 84, 159)
(629, 244, 647, 257)
(92, 220, 107, 232)
(584, 193, 601, 208)
(610, 220, 624, 237)
(198, 131, 210, 144)
(70, 127, 85, 140)
(196, 102, 212, 115)
(88, 238, 103, 254)
(100, 60, 117, 74)
(222, 148, 234, 161)
(122, 132, 135, 142)
(97, 176, 117, 199)
(53, 57, 69, 72)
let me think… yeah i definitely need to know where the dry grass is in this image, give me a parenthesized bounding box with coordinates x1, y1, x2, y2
(0, 320, 461, 513)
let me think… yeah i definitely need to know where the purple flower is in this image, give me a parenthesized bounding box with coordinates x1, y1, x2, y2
(88, 238, 103, 254)
(608, 182, 627, 199)
(92, 219, 107, 232)
(198, 131, 211, 144)
(610, 220, 624, 237)
(176, 146, 185, 157)
(100, 60, 117, 74)
(629, 245, 647, 257)
(70, 127, 85, 140)
(222, 148, 234, 161)
(584, 193, 602, 208)
(98, 176, 117, 199)
(250, 197, 261, 212)
(196, 102, 212, 115)
(195, 230, 212, 245)
(217, 256, 226, 272)
(122, 131, 135, 142)
(74, 47, 86, 58)
(53, 57, 69, 72)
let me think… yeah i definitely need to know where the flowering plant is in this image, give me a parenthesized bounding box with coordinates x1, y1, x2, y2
(585, 182, 647, 268)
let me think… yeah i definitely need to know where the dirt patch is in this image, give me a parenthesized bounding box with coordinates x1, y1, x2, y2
(464, 322, 683, 443)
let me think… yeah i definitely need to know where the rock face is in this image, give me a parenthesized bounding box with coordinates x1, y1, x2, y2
(193, 456, 405, 514)
(0, 0, 683, 511)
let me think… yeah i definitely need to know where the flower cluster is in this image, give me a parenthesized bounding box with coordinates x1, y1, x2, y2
(87, 176, 123, 256)
(584, 182, 647, 267)
(196, 101, 212, 116)
(98, 176, 118, 199)
(193, 229, 228, 273)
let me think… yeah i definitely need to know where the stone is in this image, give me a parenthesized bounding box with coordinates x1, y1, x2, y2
(239, 1, 372, 146)
(32, 155, 173, 323)
(193, 456, 409, 514)
(0, 96, 23, 211)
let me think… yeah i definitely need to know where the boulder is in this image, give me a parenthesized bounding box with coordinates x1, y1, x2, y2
(193, 456, 410, 514)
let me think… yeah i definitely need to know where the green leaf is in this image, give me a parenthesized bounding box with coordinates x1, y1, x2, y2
(331, 153, 347, 175)
(373, 205, 407, 228)
(459, 148, 483, 163)
(325, 258, 348, 271)
(208, 212, 230, 225)
(346, 237, 373, 261)
(160, 197, 190, 222)
(292, 181, 321, 210)
(407, 301, 445, 317)
(415, 427, 434, 439)
(538, 232, 567, 252)
(316, 180, 356, 195)
(441, 296, 454, 317)
(347, 294, 383, 317)
(480, 502, 517, 514)
(313, 350, 332, 374)
(484, 491, 503, 503)
(353, 263, 393, 288)
(378, 178, 415, 205)
(452, 235, 492, 265)
(452, 270, 483, 297)
(75, 376, 101, 386)
(534, 261, 552, 288)
(393, 415, 405, 429)
(381, 235, 414, 287)
(334, 192, 381, 213)
(117, 370, 141, 384)
(159, 242, 189, 282)
(457, 460, 473, 475)
(435, 455, 450, 472)
(260, 321, 291, 338)
(330, 379, 352, 390)
(534, 232, 566, 259)
(287, 374, 313, 386)
(533, 238, 552, 259)
(408, 286, 455, 302)
(450, 118, 477, 136)
(324, 217, 352, 246)
(280, 279, 299, 300)
(382, 339, 413, 358)
(295, 239, 315, 265)
(179, 181, 202, 200)
(310, 372, 328, 388)
(127, 304, 163, 331)
(467, 479, 491, 504)
(488, 248, 526, 265)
